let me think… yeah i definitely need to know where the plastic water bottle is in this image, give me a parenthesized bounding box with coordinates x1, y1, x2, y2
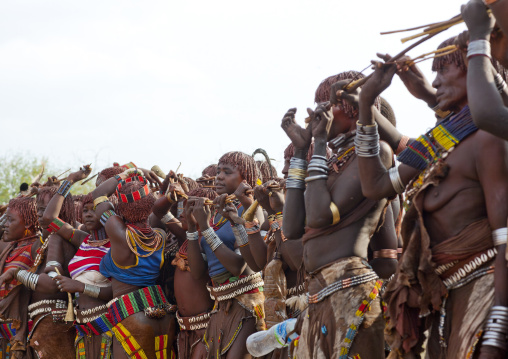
(246, 318, 297, 356)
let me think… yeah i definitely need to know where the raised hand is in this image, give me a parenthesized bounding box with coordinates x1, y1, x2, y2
(360, 58, 398, 104)
(67, 165, 92, 184)
(330, 80, 360, 108)
(281, 108, 313, 151)
(309, 103, 333, 141)
(192, 197, 212, 229)
(461, 0, 495, 40)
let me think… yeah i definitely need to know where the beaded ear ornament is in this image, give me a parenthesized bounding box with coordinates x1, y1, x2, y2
(116, 175, 151, 203)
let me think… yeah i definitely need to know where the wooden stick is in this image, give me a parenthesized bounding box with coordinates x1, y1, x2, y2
(345, 30, 444, 93)
(380, 14, 462, 35)
(196, 177, 216, 183)
(81, 173, 98, 186)
(54, 268, 74, 322)
(55, 168, 71, 180)
(202, 185, 216, 189)
(401, 19, 463, 44)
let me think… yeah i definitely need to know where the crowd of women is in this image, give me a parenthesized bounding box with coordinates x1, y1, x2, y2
(1, 0, 508, 358)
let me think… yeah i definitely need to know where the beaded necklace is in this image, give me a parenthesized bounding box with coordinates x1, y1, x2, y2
(33, 236, 49, 269)
(328, 132, 356, 174)
(89, 227, 109, 248)
(398, 106, 477, 203)
(125, 223, 163, 257)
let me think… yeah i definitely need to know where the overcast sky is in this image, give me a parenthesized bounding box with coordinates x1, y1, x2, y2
(0, 0, 467, 179)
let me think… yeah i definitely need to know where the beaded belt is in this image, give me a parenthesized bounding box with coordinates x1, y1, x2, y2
(307, 271, 379, 304)
(75, 304, 114, 336)
(106, 285, 175, 326)
(435, 248, 497, 288)
(207, 272, 264, 302)
(176, 311, 211, 331)
(28, 299, 67, 322)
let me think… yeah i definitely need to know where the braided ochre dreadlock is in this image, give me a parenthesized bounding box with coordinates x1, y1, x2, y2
(8, 197, 39, 230)
(218, 151, 258, 188)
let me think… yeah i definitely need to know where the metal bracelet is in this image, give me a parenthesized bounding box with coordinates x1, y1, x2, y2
(286, 177, 306, 190)
(202, 227, 223, 252)
(83, 284, 101, 298)
(388, 167, 405, 194)
(289, 157, 308, 170)
(467, 39, 491, 60)
(307, 166, 328, 175)
(45, 261, 62, 268)
(492, 228, 508, 247)
(47, 271, 58, 279)
(304, 175, 328, 183)
(231, 224, 249, 247)
(245, 224, 261, 234)
(186, 231, 199, 241)
(161, 212, 175, 224)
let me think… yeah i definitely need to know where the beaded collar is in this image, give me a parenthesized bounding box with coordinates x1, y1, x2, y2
(89, 227, 109, 247)
(397, 106, 476, 170)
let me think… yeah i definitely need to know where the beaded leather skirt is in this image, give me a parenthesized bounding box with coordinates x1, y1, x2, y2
(290, 257, 385, 359)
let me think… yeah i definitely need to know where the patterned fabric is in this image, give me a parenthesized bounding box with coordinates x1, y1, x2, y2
(68, 235, 111, 280)
(0, 237, 37, 299)
(75, 313, 114, 336)
(75, 331, 113, 359)
(107, 286, 169, 326)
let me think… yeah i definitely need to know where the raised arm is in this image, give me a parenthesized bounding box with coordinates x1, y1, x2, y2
(40, 167, 91, 246)
(462, 0, 508, 140)
(184, 198, 208, 280)
(152, 183, 186, 245)
(280, 108, 312, 239)
(356, 63, 421, 200)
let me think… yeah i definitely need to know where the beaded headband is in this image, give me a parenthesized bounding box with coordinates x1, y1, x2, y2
(116, 175, 150, 203)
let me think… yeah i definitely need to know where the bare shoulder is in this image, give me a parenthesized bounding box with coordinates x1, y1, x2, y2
(472, 130, 508, 157)
(379, 140, 394, 169)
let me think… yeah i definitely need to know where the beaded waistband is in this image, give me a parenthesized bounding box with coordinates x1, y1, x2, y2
(75, 304, 113, 336)
(28, 299, 67, 321)
(307, 271, 379, 304)
(435, 248, 497, 288)
(176, 311, 211, 331)
(207, 272, 264, 302)
(107, 285, 172, 326)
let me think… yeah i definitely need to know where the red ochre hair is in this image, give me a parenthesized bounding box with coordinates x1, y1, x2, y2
(8, 197, 39, 230)
(218, 151, 258, 188)
(116, 181, 155, 223)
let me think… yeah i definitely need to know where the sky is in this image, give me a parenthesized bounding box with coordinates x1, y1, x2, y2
(0, 0, 468, 179)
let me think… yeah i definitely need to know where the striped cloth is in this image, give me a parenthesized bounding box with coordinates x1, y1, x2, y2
(68, 235, 111, 280)
(0, 237, 37, 299)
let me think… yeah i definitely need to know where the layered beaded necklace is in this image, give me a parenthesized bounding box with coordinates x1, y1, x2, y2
(328, 131, 356, 174)
(125, 223, 163, 257)
(89, 227, 109, 247)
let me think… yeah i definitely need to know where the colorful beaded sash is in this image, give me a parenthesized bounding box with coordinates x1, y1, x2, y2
(397, 106, 476, 170)
(0, 323, 15, 341)
(75, 311, 114, 337)
(111, 324, 175, 359)
(107, 285, 169, 326)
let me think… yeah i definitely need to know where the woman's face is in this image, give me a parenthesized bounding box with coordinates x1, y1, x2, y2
(82, 203, 101, 232)
(214, 162, 243, 195)
(3, 208, 26, 242)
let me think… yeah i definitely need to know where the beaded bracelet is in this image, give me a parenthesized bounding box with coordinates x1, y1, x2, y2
(121, 162, 137, 169)
(245, 220, 261, 235)
(231, 224, 249, 247)
(494, 73, 507, 94)
(47, 218, 65, 233)
(57, 180, 72, 198)
(186, 231, 199, 241)
(93, 196, 109, 210)
(69, 229, 75, 242)
(202, 227, 223, 252)
(100, 210, 117, 226)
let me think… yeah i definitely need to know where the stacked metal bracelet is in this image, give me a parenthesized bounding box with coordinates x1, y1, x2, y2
(83, 284, 101, 298)
(231, 223, 249, 247)
(306, 155, 328, 183)
(388, 167, 405, 194)
(467, 39, 491, 60)
(16, 270, 39, 291)
(483, 306, 508, 350)
(161, 212, 175, 224)
(355, 121, 380, 157)
(57, 180, 72, 198)
(492, 227, 508, 247)
(187, 231, 199, 241)
(494, 73, 507, 94)
(286, 157, 308, 190)
(202, 227, 223, 252)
